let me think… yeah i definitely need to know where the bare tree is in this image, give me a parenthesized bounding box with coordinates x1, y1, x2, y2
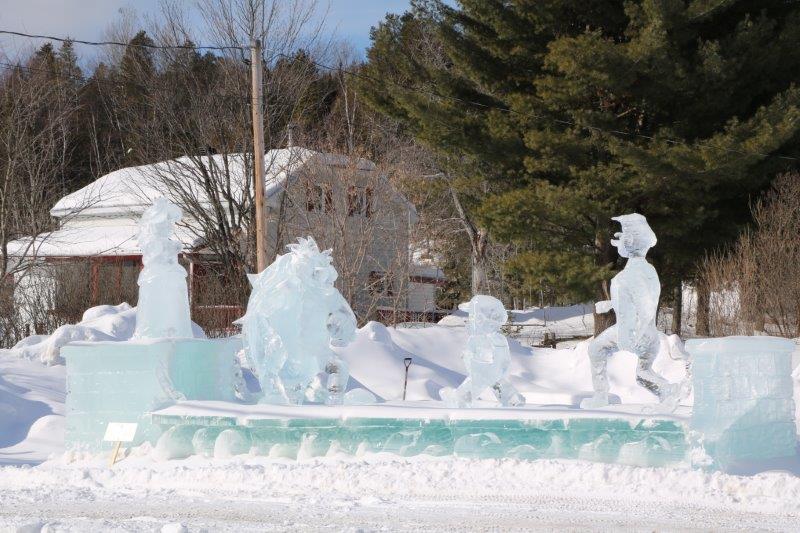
(701, 172, 800, 337)
(0, 55, 92, 345)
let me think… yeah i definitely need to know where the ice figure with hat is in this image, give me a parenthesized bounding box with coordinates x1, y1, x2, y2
(581, 213, 682, 409)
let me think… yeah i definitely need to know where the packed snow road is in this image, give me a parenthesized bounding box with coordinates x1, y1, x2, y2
(2, 455, 800, 532)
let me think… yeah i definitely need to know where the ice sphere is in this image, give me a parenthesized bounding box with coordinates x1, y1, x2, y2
(382, 430, 421, 456)
(236, 237, 357, 405)
(453, 432, 503, 458)
(154, 425, 197, 460)
(133, 198, 193, 339)
(578, 434, 618, 463)
(688, 336, 797, 468)
(443, 295, 525, 408)
(214, 428, 251, 458)
(617, 435, 674, 467)
(581, 213, 685, 409)
(344, 388, 377, 405)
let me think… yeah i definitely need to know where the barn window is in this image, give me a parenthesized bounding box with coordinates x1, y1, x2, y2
(306, 182, 333, 213)
(347, 186, 373, 217)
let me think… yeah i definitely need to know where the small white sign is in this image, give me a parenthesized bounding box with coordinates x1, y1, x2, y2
(103, 422, 138, 443)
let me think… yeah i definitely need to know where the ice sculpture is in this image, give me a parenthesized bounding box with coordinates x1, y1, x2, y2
(581, 213, 679, 409)
(441, 295, 525, 407)
(236, 236, 357, 405)
(133, 197, 193, 339)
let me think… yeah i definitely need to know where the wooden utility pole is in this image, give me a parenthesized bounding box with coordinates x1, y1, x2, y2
(250, 38, 268, 272)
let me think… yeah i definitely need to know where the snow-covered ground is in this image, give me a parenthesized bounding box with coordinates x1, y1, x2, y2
(2, 305, 800, 530)
(3, 453, 800, 531)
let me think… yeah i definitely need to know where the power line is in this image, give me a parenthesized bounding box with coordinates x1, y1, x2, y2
(2, 27, 798, 162)
(0, 29, 246, 52)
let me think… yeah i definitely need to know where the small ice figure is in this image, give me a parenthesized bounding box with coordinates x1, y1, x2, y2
(442, 295, 525, 407)
(581, 213, 679, 409)
(133, 197, 193, 339)
(236, 237, 357, 405)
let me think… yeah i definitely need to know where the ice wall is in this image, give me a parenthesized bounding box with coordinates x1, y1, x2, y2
(688, 336, 797, 468)
(65, 338, 239, 450)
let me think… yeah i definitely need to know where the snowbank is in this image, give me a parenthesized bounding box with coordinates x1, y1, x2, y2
(0, 354, 65, 464)
(338, 321, 689, 406)
(1, 454, 800, 530)
(439, 303, 594, 339)
(9, 303, 206, 365)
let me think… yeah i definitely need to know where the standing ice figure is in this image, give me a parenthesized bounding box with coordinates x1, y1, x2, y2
(442, 295, 525, 407)
(581, 213, 678, 409)
(236, 237, 357, 405)
(133, 197, 193, 339)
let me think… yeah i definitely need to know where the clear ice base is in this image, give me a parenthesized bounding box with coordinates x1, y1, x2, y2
(150, 402, 690, 467)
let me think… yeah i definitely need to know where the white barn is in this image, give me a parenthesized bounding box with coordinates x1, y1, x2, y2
(11, 147, 445, 335)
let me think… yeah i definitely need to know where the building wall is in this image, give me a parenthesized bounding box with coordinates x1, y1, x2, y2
(268, 162, 413, 322)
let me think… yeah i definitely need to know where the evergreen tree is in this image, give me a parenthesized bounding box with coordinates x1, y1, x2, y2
(361, 0, 800, 333)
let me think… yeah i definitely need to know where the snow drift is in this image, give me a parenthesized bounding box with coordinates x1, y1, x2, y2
(9, 303, 205, 365)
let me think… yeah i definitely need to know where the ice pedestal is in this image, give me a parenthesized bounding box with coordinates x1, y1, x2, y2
(149, 403, 689, 466)
(65, 338, 239, 450)
(688, 336, 797, 469)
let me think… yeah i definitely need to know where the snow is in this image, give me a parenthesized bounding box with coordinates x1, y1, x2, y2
(340, 321, 688, 406)
(152, 399, 690, 424)
(0, 354, 65, 465)
(439, 302, 595, 340)
(2, 454, 800, 530)
(1, 305, 799, 529)
(8, 221, 199, 257)
(9, 303, 205, 365)
(50, 148, 375, 218)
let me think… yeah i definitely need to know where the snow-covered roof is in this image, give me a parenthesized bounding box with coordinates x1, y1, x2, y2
(51, 148, 376, 218)
(8, 223, 201, 257)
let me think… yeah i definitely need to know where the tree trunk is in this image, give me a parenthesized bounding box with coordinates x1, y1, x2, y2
(593, 307, 616, 336)
(695, 280, 711, 336)
(593, 231, 617, 336)
(471, 228, 489, 295)
(671, 282, 682, 336)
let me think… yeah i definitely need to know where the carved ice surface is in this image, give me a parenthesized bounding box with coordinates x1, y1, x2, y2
(582, 213, 683, 409)
(688, 336, 797, 468)
(133, 197, 193, 339)
(236, 237, 357, 405)
(149, 414, 689, 466)
(441, 295, 525, 407)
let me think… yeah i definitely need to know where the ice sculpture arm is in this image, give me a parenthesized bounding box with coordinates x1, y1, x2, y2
(327, 294, 357, 348)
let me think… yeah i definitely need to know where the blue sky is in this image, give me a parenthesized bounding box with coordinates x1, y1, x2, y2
(0, 0, 414, 59)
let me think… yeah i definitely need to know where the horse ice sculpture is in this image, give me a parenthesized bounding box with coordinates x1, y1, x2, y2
(236, 237, 357, 405)
(581, 213, 679, 409)
(442, 295, 525, 407)
(133, 197, 193, 339)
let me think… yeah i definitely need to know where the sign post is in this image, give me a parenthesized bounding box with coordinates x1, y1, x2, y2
(103, 422, 138, 467)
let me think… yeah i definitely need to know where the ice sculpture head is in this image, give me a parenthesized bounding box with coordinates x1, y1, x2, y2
(467, 295, 508, 335)
(610, 213, 657, 258)
(289, 236, 338, 287)
(138, 197, 183, 266)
